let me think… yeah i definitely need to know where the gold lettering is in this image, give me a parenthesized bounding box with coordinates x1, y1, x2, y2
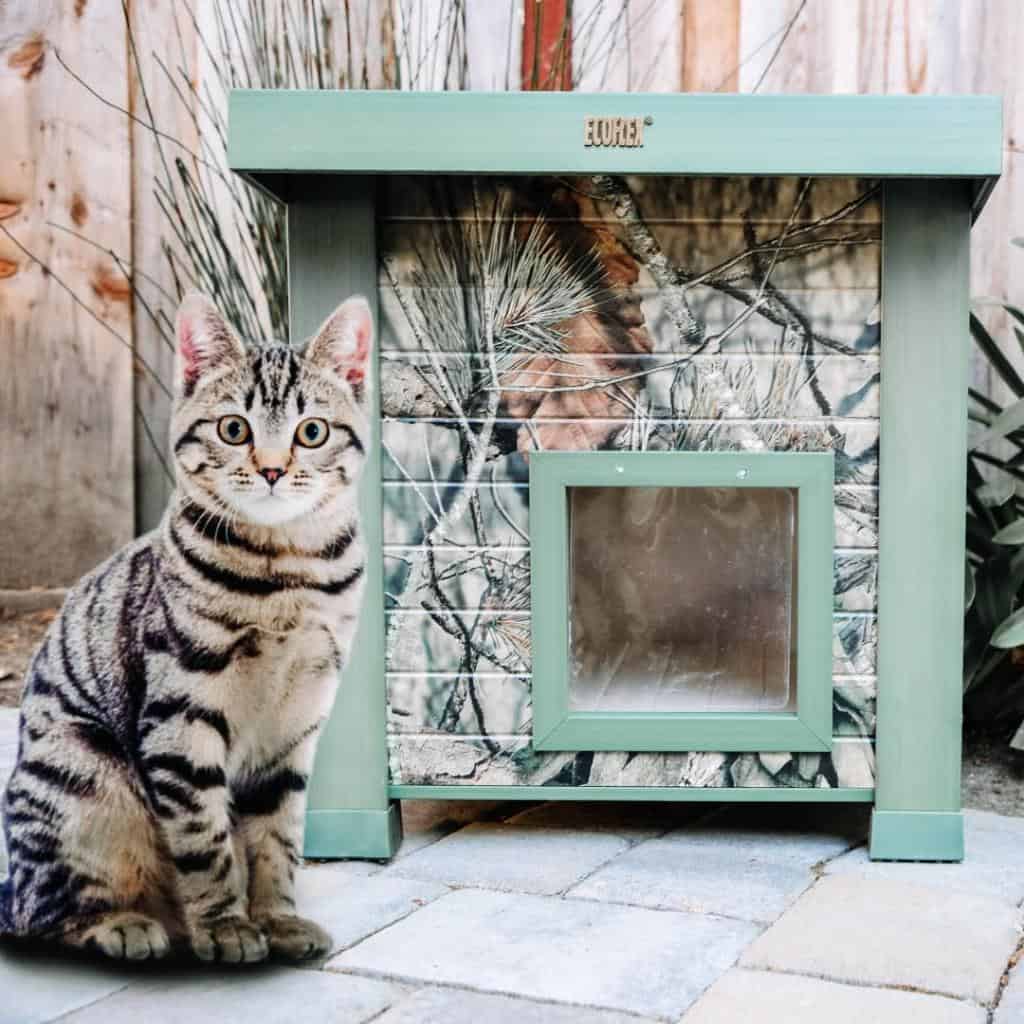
(583, 115, 650, 148)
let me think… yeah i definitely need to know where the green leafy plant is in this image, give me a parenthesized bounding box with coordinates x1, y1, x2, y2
(963, 302, 1024, 747)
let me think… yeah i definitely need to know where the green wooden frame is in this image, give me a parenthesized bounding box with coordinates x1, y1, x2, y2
(287, 178, 402, 860)
(869, 180, 972, 863)
(529, 451, 834, 753)
(389, 785, 873, 802)
(226, 90, 1000, 862)
(230, 92, 1001, 217)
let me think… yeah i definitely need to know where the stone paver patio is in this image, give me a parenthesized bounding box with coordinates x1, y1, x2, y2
(0, 706, 1021, 1023)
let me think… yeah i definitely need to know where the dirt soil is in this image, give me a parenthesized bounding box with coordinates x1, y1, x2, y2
(0, 607, 55, 706)
(0, 607, 1021, 816)
(962, 728, 1024, 818)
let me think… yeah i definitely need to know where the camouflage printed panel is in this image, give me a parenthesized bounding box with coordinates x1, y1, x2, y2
(378, 174, 881, 789)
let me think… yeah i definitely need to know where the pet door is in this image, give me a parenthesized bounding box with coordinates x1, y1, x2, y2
(530, 451, 834, 752)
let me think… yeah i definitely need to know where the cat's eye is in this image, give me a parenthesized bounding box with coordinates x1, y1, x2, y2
(294, 417, 330, 449)
(217, 415, 251, 445)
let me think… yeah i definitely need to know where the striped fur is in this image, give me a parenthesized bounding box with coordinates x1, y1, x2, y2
(0, 293, 372, 963)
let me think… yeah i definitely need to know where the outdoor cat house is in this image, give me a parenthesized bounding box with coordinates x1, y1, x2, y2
(228, 91, 1002, 863)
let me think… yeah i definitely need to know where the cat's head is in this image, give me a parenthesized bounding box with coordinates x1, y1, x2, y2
(170, 293, 372, 528)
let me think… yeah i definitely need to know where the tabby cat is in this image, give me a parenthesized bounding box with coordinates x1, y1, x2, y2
(0, 291, 372, 962)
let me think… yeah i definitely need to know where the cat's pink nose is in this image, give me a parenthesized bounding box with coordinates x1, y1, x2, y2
(259, 467, 285, 486)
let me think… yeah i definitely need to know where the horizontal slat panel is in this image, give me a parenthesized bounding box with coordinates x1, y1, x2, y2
(835, 486, 878, 549)
(378, 222, 880, 291)
(383, 547, 877, 613)
(387, 674, 532, 736)
(834, 676, 876, 738)
(382, 420, 880, 487)
(386, 733, 876, 788)
(833, 552, 878, 612)
(380, 482, 880, 549)
(647, 287, 878, 355)
(378, 175, 882, 225)
(380, 353, 880, 419)
(834, 615, 878, 676)
(385, 609, 877, 677)
(386, 672, 877, 740)
(379, 286, 879, 355)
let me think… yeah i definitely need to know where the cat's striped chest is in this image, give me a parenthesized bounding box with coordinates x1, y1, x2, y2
(227, 612, 344, 704)
(213, 615, 345, 768)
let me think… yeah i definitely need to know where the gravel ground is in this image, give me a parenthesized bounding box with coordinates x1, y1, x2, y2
(0, 607, 1021, 817)
(962, 728, 1024, 818)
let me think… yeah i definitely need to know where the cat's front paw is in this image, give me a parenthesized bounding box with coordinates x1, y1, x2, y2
(260, 914, 332, 961)
(79, 911, 171, 961)
(190, 916, 268, 963)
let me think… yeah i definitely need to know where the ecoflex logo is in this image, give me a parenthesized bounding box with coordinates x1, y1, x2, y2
(583, 115, 653, 148)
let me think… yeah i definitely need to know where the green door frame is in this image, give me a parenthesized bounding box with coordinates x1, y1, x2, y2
(529, 451, 835, 753)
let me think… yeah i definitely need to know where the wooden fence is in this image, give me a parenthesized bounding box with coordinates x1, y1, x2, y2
(0, 0, 1017, 588)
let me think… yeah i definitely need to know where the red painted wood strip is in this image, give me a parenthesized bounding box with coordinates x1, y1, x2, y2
(521, 0, 573, 91)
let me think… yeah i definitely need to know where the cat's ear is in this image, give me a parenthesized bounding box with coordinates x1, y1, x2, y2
(174, 292, 246, 396)
(304, 295, 373, 404)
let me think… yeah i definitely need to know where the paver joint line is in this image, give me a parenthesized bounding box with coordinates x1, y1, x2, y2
(324, 965, 670, 1022)
(750, 961, 989, 1008)
(558, 889, 776, 929)
(554, 835, 661, 898)
(989, 933, 1024, 1021)
(43, 982, 137, 1024)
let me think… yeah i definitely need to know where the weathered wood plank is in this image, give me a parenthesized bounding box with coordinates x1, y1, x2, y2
(130, 0, 198, 533)
(333, 0, 399, 89)
(522, 0, 572, 90)
(0, 0, 133, 588)
(393, 0, 454, 89)
(942, 0, 1021, 401)
(573, 0, 682, 92)
(466, 0, 522, 91)
(735, 0, 1013, 397)
(683, 0, 740, 92)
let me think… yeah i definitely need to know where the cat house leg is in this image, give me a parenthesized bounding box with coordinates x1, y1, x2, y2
(288, 179, 402, 861)
(869, 182, 967, 862)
